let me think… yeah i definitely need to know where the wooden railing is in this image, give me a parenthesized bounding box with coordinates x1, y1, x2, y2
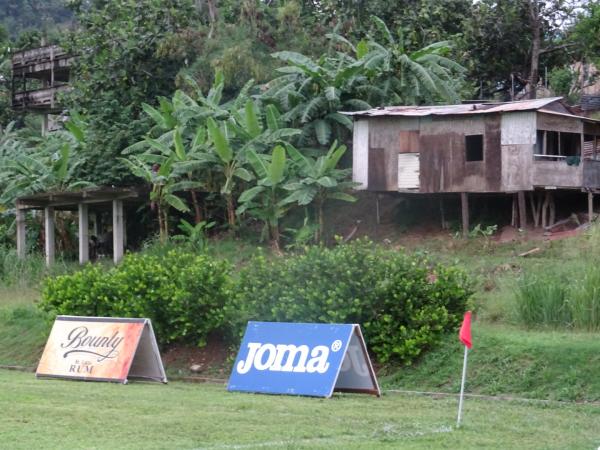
(12, 85, 71, 111)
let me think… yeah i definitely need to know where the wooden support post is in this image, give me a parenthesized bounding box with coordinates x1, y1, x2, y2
(529, 192, 541, 228)
(78, 203, 89, 264)
(16, 207, 26, 259)
(461, 192, 469, 237)
(518, 191, 527, 230)
(112, 200, 124, 264)
(542, 192, 549, 229)
(439, 197, 447, 230)
(589, 192, 594, 224)
(375, 194, 381, 225)
(44, 207, 55, 266)
(549, 192, 555, 226)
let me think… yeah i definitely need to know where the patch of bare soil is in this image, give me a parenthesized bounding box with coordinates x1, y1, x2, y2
(162, 337, 232, 378)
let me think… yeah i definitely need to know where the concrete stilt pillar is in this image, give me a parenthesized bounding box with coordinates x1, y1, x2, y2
(16, 208, 26, 259)
(44, 207, 55, 266)
(112, 200, 124, 264)
(589, 192, 594, 224)
(78, 203, 89, 264)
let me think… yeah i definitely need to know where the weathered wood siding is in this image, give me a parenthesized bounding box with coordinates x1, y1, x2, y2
(367, 117, 420, 190)
(584, 160, 600, 188)
(501, 112, 536, 191)
(351, 109, 597, 193)
(532, 161, 582, 187)
(537, 112, 582, 133)
(419, 115, 501, 193)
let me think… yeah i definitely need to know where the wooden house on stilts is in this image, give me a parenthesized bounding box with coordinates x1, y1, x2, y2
(345, 98, 600, 234)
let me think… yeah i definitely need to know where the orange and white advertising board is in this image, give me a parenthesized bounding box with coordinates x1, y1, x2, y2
(36, 316, 167, 384)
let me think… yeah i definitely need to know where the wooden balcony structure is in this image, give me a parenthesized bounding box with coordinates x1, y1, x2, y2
(11, 45, 74, 113)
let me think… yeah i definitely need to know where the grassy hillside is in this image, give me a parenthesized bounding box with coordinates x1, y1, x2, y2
(1, 232, 600, 404)
(383, 324, 600, 401)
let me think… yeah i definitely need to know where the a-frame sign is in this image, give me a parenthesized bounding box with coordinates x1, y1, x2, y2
(228, 322, 380, 398)
(36, 316, 167, 384)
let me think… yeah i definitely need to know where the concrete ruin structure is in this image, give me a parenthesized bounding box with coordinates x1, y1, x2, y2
(345, 97, 600, 235)
(16, 188, 145, 266)
(11, 44, 74, 133)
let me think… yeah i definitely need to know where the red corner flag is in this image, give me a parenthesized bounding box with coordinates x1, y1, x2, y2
(459, 311, 472, 349)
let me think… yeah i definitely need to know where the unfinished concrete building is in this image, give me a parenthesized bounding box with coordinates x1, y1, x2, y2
(345, 98, 600, 234)
(11, 44, 73, 133)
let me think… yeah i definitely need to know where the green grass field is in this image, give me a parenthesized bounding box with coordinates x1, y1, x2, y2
(2, 233, 600, 448)
(1, 370, 599, 450)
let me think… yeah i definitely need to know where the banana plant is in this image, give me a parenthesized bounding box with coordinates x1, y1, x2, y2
(237, 145, 289, 251)
(206, 117, 253, 228)
(0, 117, 94, 206)
(283, 140, 359, 243)
(119, 154, 190, 242)
(358, 16, 466, 105)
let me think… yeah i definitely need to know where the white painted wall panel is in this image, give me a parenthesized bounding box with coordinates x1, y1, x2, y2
(501, 112, 536, 145)
(397, 153, 420, 189)
(352, 119, 369, 189)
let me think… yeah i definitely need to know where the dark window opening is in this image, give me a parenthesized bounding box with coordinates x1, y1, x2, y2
(546, 131, 559, 155)
(465, 135, 484, 162)
(535, 130, 581, 162)
(560, 132, 581, 157)
(535, 130, 545, 154)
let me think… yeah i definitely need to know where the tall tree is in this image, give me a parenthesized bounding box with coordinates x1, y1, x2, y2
(62, 0, 198, 185)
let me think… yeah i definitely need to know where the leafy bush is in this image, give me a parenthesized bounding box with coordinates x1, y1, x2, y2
(233, 239, 473, 364)
(40, 240, 473, 363)
(40, 249, 232, 346)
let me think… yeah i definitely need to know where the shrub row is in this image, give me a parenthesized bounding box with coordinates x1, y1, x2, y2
(40, 250, 232, 346)
(40, 240, 473, 364)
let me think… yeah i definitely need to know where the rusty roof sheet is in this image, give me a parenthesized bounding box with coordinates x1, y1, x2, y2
(342, 97, 565, 117)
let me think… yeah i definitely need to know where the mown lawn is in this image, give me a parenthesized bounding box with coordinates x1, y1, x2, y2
(1, 370, 599, 450)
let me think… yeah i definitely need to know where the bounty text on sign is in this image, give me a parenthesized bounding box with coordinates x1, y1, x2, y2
(36, 316, 167, 384)
(228, 322, 380, 397)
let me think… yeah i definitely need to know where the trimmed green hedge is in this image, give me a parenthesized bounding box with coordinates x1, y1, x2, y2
(40, 250, 232, 346)
(40, 240, 473, 364)
(233, 240, 473, 364)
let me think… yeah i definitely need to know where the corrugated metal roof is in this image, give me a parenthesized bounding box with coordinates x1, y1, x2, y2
(342, 97, 565, 117)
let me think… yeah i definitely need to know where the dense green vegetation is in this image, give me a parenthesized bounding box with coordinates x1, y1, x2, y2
(1, 8, 600, 447)
(2, 1, 599, 250)
(39, 240, 472, 365)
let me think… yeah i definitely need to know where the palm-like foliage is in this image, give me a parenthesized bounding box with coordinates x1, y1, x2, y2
(0, 117, 94, 207)
(119, 153, 190, 242)
(261, 15, 465, 148)
(359, 16, 466, 105)
(260, 51, 365, 147)
(284, 141, 358, 242)
(237, 145, 289, 251)
(124, 73, 301, 230)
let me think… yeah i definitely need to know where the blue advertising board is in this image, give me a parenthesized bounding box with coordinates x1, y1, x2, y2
(227, 322, 380, 398)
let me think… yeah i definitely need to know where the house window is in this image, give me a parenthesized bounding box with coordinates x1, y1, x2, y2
(535, 130, 581, 161)
(465, 135, 484, 161)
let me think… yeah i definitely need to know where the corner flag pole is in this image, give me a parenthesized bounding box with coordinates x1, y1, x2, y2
(456, 311, 472, 428)
(456, 345, 468, 428)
